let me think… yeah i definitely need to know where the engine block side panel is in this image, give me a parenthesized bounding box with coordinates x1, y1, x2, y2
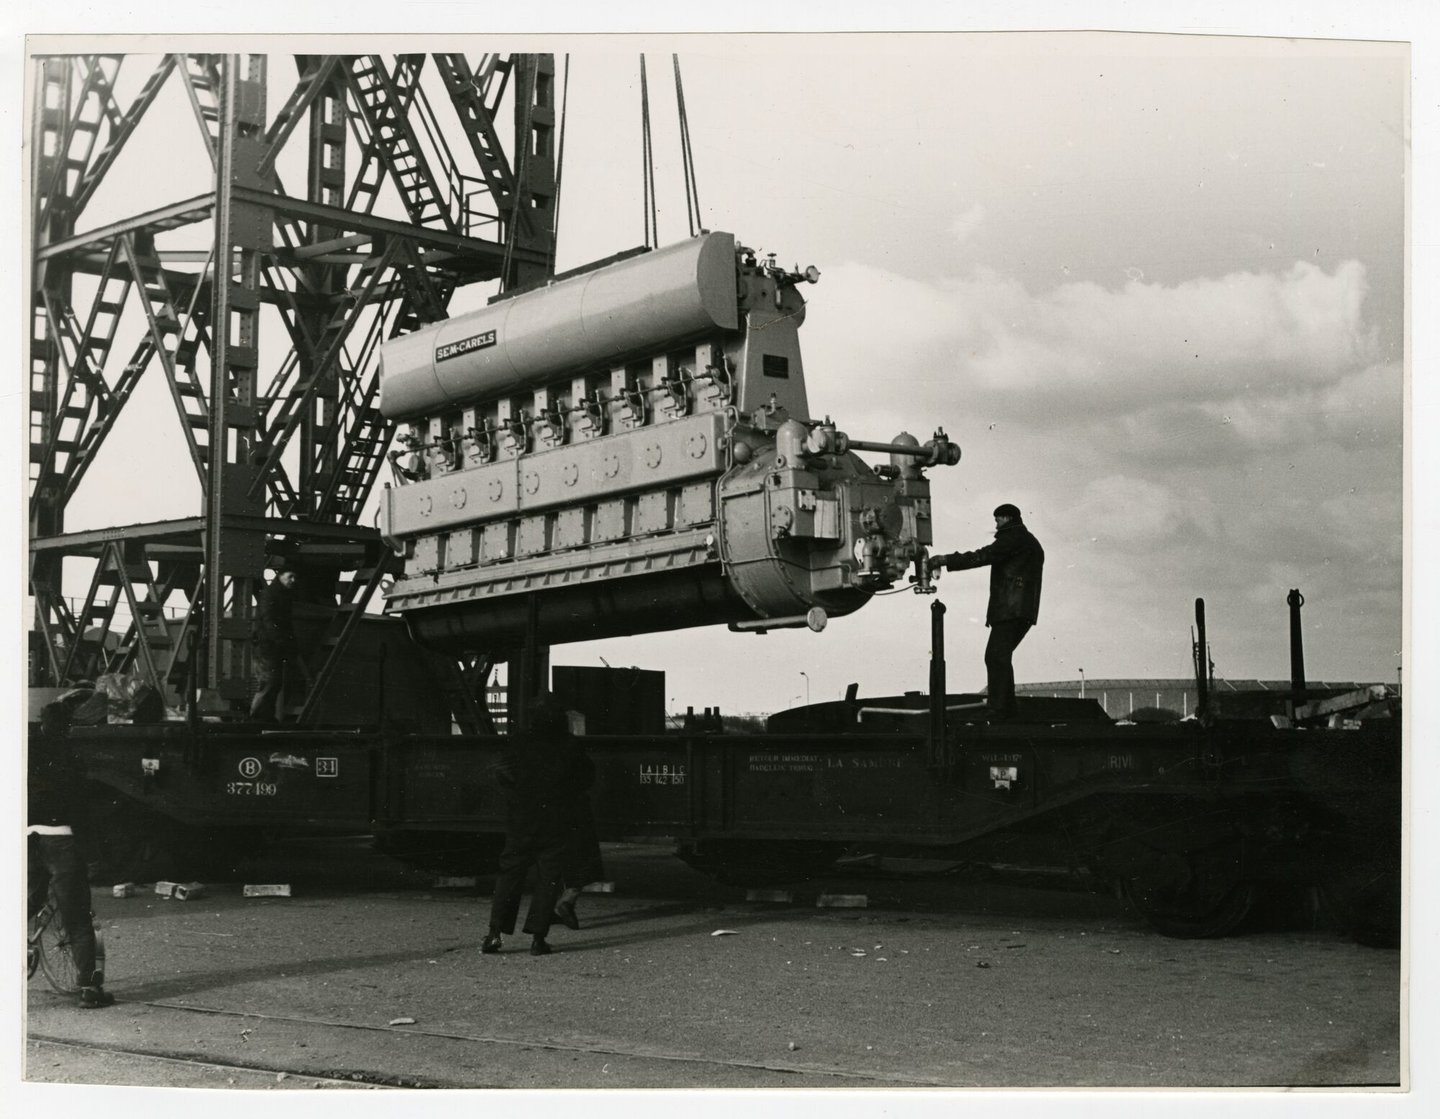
(380, 413, 727, 539)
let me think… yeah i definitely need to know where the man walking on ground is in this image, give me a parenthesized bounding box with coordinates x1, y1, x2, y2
(928, 503, 1045, 721)
(482, 695, 595, 956)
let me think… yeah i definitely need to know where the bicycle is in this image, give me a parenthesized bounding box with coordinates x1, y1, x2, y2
(27, 888, 105, 995)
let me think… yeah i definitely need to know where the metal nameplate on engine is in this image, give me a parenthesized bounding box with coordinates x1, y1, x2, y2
(435, 329, 498, 362)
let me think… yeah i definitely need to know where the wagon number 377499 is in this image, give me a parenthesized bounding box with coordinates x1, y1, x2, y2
(225, 780, 278, 796)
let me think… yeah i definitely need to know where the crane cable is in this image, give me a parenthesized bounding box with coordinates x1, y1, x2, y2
(548, 53, 570, 276)
(673, 54, 703, 237)
(640, 55, 658, 248)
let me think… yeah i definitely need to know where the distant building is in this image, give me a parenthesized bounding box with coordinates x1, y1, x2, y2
(486, 683, 508, 731)
(1017, 679, 1375, 721)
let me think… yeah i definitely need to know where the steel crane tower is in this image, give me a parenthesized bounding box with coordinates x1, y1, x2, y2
(27, 52, 557, 718)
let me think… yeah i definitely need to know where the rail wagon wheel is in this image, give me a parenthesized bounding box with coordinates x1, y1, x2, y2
(1090, 800, 1258, 939)
(1119, 843, 1257, 939)
(1122, 877, 1257, 938)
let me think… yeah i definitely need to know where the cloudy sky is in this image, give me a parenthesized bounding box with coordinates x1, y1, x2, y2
(553, 33, 1409, 710)
(8, 8, 1426, 719)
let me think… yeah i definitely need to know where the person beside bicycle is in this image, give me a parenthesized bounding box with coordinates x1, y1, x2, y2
(28, 703, 114, 1009)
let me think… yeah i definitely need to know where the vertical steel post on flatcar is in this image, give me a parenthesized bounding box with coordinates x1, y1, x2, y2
(928, 599, 947, 767)
(1288, 588, 1307, 696)
(1193, 597, 1210, 721)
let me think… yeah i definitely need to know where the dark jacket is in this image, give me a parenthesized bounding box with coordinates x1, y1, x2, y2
(941, 520, 1045, 626)
(28, 729, 85, 828)
(252, 579, 296, 654)
(496, 735, 595, 849)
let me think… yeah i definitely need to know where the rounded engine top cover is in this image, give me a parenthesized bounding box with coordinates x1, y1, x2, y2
(379, 232, 740, 419)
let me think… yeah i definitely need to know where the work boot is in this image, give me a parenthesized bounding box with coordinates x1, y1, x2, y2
(78, 986, 115, 1009)
(529, 937, 553, 956)
(554, 899, 580, 930)
(480, 933, 503, 954)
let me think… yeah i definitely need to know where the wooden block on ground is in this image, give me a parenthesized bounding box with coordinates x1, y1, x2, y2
(243, 884, 292, 898)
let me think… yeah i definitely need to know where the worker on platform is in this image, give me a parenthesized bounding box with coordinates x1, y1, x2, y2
(29, 705, 115, 1008)
(250, 564, 299, 722)
(928, 503, 1045, 721)
(483, 695, 595, 956)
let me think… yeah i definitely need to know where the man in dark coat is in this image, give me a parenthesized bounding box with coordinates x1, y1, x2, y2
(250, 567, 298, 722)
(483, 696, 595, 956)
(29, 705, 115, 1008)
(929, 503, 1045, 720)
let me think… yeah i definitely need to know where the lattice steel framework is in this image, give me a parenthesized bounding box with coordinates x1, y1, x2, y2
(28, 52, 557, 716)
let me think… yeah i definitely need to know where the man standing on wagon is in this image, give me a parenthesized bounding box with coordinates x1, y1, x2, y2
(928, 503, 1045, 722)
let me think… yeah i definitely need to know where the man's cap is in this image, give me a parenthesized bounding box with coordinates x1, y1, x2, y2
(993, 503, 1022, 519)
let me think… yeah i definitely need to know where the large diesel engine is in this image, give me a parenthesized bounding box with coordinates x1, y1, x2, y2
(377, 232, 959, 652)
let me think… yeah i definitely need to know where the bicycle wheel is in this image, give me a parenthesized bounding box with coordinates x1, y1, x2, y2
(92, 922, 106, 986)
(26, 914, 41, 980)
(36, 896, 104, 995)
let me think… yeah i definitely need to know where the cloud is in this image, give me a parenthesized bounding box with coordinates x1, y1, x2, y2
(806, 258, 1382, 426)
(1092, 359, 1402, 474)
(950, 203, 986, 243)
(1313, 361, 1405, 445)
(1051, 475, 1200, 551)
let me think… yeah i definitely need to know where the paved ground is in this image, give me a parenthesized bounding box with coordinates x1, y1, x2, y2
(18, 838, 1405, 1104)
